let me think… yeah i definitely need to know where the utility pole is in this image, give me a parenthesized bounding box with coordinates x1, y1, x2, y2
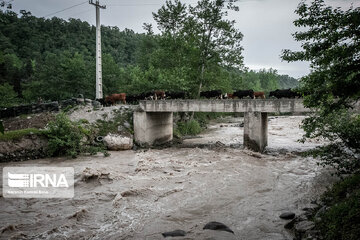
(89, 0, 106, 99)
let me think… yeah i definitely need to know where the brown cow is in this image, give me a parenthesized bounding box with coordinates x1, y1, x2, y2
(253, 91, 265, 99)
(154, 90, 166, 100)
(227, 93, 234, 99)
(105, 93, 126, 105)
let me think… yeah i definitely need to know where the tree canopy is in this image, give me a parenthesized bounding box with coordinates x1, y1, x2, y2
(282, 0, 360, 174)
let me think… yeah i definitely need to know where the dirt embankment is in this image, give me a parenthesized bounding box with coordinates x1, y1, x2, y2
(1, 112, 54, 162)
(2, 112, 55, 132)
(0, 134, 48, 162)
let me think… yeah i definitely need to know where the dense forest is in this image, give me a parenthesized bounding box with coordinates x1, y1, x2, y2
(0, 6, 298, 107)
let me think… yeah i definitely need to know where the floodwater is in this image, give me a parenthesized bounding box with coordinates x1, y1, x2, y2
(0, 116, 335, 240)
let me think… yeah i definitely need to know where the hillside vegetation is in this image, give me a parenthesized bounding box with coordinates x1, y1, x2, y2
(0, 8, 298, 107)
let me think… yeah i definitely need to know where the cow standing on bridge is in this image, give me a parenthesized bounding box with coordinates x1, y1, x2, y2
(154, 90, 166, 100)
(166, 91, 186, 99)
(200, 90, 223, 99)
(269, 89, 301, 98)
(233, 90, 254, 99)
(253, 91, 265, 99)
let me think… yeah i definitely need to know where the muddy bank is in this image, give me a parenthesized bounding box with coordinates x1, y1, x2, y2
(0, 116, 335, 240)
(0, 134, 48, 163)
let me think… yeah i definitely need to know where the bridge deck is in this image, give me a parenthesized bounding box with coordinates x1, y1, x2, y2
(139, 99, 311, 113)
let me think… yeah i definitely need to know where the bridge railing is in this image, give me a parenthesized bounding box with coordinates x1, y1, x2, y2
(138, 99, 311, 113)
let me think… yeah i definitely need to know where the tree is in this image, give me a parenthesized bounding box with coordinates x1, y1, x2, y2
(153, 0, 244, 97)
(282, 0, 360, 174)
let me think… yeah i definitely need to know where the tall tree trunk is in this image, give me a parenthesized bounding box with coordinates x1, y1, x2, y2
(197, 63, 205, 98)
(190, 62, 205, 120)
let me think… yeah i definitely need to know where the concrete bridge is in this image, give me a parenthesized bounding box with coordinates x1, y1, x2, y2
(133, 99, 311, 152)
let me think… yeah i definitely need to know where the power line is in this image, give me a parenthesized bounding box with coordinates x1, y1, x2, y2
(42, 1, 88, 18)
(107, 1, 198, 7)
(108, 3, 164, 7)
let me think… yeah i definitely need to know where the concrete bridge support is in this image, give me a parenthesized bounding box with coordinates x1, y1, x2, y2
(133, 111, 173, 146)
(244, 112, 268, 152)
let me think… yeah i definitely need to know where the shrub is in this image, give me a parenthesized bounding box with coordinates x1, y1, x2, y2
(176, 119, 202, 136)
(44, 113, 106, 158)
(316, 174, 360, 240)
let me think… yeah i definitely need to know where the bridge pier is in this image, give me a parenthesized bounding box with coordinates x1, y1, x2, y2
(244, 112, 268, 152)
(133, 111, 173, 146)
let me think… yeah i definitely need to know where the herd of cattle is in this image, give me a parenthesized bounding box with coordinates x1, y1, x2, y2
(100, 88, 301, 105)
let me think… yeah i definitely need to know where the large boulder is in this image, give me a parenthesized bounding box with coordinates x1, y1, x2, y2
(103, 134, 133, 150)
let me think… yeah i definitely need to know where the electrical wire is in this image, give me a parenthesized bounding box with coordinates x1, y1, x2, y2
(42, 1, 88, 18)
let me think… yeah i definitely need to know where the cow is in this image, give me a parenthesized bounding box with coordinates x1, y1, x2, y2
(226, 93, 234, 99)
(233, 90, 254, 99)
(105, 93, 126, 105)
(253, 91, 265, 99)
(166, 91, 186, 99)
(269, 89, 301, 98)
(126, 94, 140, 104)
(154, 90, 166, 100)
(138, 91, 154, 100)
(200, 90, 222, 99)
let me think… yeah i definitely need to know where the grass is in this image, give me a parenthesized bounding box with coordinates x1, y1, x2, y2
(0, 128, 43, 141)
(95, 110, 133, 136)
(315, 173, 360, 240)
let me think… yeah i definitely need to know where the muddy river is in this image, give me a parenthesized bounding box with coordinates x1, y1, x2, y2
(0, 116, 335, 240)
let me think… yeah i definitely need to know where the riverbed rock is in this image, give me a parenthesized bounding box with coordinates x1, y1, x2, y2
(103, 134, 133, 150)
(203, 221, 234, 234)
(279, 212, 296, 220)
(284, 219, 296, 229)
(162, 230, 186, 237)
(314, 205, 327, 221)
(294, 220, 315, 233)
(123, 121, 131, 129)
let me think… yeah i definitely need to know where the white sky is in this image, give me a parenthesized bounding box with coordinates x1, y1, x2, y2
(6, 0, 360, 78)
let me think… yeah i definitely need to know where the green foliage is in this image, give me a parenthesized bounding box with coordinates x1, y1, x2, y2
(316, 174, 360, 240)
(0, 83, 19, 107)
(153, 0, 244, 97)
(0, 128, 42, 141)
(0, 8, 299, 104)
(176, 119, 202, 136)
(44, 113, 106, 158)
(304, 112, 360, 174)
(24, 52, 93, 101)
(278, 74, 299, 89)
(0, 10, 142, 102)
(282, 0, 360, 173)
(194, 112, 232, 127)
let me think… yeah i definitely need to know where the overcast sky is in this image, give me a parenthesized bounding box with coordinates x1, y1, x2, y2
(6, 0, 360, 78)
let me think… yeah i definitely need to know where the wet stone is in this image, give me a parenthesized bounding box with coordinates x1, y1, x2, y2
(284, 219, 296, 229)
(279, 212, 296, 220)
(162, 230, 186, 238)
(294, 221, 315, 233)
(203, 221, 234, 234)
